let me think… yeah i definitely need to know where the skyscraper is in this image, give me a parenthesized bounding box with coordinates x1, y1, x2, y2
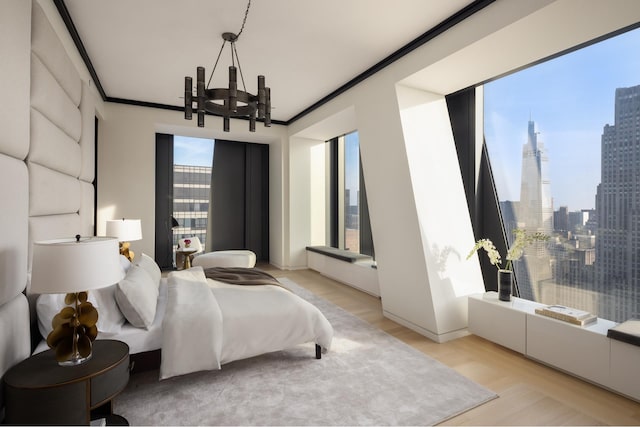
(514, 120, 553, 301)
(519, 120, 554, 233)
(596, 84, 640, 322)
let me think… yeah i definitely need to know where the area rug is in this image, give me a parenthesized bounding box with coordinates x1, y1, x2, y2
(114, 278, 496, 425)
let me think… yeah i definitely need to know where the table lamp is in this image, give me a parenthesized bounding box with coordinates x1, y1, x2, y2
(106, 218, 142, 262)
(31, 235, 125, 366)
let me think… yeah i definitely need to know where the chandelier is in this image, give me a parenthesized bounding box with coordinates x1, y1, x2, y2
(184, 0, 271, 132)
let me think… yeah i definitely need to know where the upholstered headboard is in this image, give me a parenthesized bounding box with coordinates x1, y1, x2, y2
(0, 0, 96, 415)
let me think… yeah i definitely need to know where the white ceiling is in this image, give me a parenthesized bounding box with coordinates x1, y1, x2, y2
(62, 0, 475, 123)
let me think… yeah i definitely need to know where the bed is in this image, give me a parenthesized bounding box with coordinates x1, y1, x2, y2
(35, 254, 333, 379)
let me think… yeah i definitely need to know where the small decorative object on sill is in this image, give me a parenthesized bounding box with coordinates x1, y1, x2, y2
(535, 305, 597, 326)
(497, 269, 513, 302)
(184, 239, 191, 248)
(467, 228, 549, 301)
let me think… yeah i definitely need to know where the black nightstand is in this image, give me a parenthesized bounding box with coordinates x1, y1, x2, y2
(3, 340, 130, 425)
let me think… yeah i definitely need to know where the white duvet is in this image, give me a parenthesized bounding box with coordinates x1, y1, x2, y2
(160, 267, 333, 379)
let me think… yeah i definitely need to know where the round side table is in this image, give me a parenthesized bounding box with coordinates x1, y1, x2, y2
(176, 247, 197, 269)
(3, 340, 130, 425)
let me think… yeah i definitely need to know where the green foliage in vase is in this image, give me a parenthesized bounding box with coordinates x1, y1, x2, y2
(467, 228, 549, 272)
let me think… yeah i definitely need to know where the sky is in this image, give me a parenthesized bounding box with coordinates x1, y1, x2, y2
(344, 131, 360, 206)
(484, 26, 640, 211)
(174, 135, 214, 167)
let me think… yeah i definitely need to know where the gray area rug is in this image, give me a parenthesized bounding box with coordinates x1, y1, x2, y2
(114, 278, 496, 425)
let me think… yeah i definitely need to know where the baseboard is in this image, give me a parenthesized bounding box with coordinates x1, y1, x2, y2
(383, 310, 470, 343)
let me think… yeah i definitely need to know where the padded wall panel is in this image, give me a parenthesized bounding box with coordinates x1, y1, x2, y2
(0, 155, 28, 306)
(30, 109, 81, 177)
(28, 162, 81, 216)
(30, 53, 82, 142)
(31, 2, 81, 106)
(0, 295, 30, 380)
(28, 214, 82, 273)
(0, 0, 30, 161)
(79, 82, 95, 182)
(80, 181, 95, 235)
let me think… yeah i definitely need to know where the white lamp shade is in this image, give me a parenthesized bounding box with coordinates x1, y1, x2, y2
(31, 237, 125, 294)
(106, 219, 142, 241)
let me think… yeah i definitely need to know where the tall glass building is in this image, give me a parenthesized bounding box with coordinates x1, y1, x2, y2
(513, 120, 553, 302)
(596, 84, 640, 322)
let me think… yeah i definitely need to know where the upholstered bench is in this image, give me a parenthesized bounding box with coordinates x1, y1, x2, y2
(607, 319, 640, 347)
(192, 250, 257, 268)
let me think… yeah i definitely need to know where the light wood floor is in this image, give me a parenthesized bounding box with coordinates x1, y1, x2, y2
(259, 264, 640, 426)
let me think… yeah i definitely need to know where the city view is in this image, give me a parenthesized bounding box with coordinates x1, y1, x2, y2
(484, 27, 640, 322)
(172, 136, 214, 264)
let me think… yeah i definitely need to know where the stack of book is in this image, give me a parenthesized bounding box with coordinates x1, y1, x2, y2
(534, 305, 597, 326)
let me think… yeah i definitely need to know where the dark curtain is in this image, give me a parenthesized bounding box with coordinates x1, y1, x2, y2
(154, 133, 175, 269)
(359, 155, 375, 258)
(446, 87, 507, 293)
(328, 138, 339, 248)
(207, 139, 269, 261)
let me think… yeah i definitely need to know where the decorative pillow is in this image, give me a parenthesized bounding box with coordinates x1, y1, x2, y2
(115, 265, 159, 328)
(136, 253, 161, 287)
(120, 254, 132, 273)
(92, 284, 127, 333)
(36, 293, 69, 339)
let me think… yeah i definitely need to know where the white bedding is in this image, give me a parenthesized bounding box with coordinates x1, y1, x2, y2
(160, 267, 333, 379)
(34, 267, 333, 380)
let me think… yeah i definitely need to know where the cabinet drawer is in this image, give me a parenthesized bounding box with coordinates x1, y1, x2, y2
(527, 314, 610, 385)
(610, 339, 640, 400)
(4, 381, 88, 425)
(91, 354, 129, 407)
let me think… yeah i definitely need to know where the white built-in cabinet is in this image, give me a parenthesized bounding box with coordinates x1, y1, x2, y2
(468, 292, 640, 402)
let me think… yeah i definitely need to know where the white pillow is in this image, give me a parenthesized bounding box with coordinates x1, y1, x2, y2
(119, 254, 132, 273)
(36, 293, 69, 339)
(136, 253, 161, 286)
(92, 284, 127, 333)
(115, 265, 159, 329)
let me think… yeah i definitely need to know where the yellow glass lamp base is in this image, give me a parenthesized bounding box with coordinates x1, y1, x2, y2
(119, 241, 134, 262)
(46, 292, 98, 366)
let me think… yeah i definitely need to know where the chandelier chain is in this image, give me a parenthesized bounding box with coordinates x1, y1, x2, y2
(236, 0, 252, 40)
(207, 0, 251, 89)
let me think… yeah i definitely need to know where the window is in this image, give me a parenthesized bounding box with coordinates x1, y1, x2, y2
(344, 131, 360, 253)
(156, 135, 269, 268)
(172, 136, 214, 255)
(483, 26, 640, 322)
(328, 131, 374, 257)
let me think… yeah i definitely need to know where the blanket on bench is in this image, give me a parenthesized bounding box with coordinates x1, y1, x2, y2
(203, 267, 288, 290)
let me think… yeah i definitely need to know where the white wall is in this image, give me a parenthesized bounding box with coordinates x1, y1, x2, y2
(395, 85, 484, 338)
(286, 136, 327, 268)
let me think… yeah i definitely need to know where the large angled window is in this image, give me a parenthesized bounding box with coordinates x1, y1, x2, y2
(483, 26, 640, 322)
(328, 131, 374, 257)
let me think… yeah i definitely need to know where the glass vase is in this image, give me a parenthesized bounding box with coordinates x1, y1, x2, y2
(498, 269, 513, 301)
